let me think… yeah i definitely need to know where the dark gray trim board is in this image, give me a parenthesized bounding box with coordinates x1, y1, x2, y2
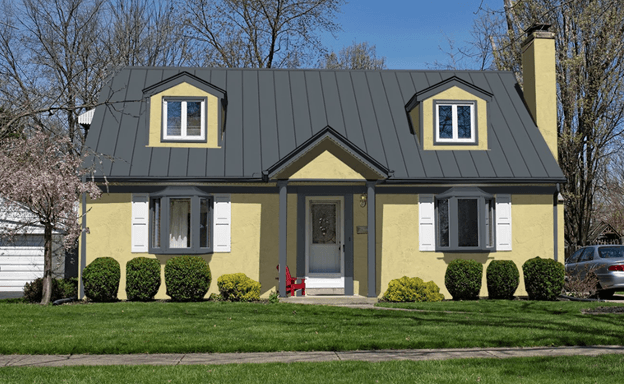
(143, 71, 227, 99)
(405, 75, 493, 111)
(99, 184, 560, 195)
(278, 181, 288, 297)
(79, 191, 87, 300)
(265, 125, 389, 180)
(366, 181, 376, 298)
(553, 184, 559, 261)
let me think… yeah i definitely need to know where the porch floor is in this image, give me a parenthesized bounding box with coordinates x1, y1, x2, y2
(278, 295, 378, 306)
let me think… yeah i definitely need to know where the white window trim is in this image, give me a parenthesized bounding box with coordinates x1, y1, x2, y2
(162, 99, 206, 141)
(435, 102, 476, 143)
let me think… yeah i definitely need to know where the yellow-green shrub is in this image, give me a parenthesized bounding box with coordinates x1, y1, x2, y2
(217, 273, 261, 302)
(382, 276, 444, 302)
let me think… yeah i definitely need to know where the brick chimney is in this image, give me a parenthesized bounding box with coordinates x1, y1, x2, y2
(521, 23, 557, 162)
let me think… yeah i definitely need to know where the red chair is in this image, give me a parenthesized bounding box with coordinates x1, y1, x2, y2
(276, 265, 306, 296)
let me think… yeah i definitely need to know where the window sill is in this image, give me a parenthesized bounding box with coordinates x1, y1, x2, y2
(436, 248, 493, 253)
(149, 248, 213, 255)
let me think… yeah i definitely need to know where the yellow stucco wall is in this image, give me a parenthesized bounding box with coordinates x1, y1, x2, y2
(377, 194, 557, 298)
(83, 193, 295, 300)
(290, 150, 365, 180)
(420, 86, 488, 151)
(148, 82, 220, 148)
(83, 191, 560, 300)
(522, 34, 557, 161)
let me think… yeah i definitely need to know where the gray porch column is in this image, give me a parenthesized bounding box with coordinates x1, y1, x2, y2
(278, 181, 288, 297)
(367, 181, 376, 298)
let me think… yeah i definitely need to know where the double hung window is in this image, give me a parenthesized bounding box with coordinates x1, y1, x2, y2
(436, 188, 495, 251)
(435, 102, 475, 143)
(163, 98, 206, 141)
(149, 187, 212, 254)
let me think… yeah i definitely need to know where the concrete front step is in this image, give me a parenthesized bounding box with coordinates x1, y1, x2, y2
(279, 295, 378, 306)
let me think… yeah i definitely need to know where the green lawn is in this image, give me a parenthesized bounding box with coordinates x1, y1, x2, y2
(0, 300, 623, 355)
(1, 354, 624, 383)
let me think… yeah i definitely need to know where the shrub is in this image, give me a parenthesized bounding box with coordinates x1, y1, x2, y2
(126, 257, 161, 301)
(563, 263, 599, 299)
(486, 260, 519, 299)
(217, 273, 261, 302)
(382, 276, 444, 302)
(82, 257, 120, 302)
(23, 277, 78, 303)
(523, 257, 565, 301)
(164, 256, 211, 301)
(445, 259, 483, 300)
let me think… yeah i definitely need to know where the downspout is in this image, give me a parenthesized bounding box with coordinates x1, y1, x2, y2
(553, 183, 559, 261)
(79, 177, 87, 299)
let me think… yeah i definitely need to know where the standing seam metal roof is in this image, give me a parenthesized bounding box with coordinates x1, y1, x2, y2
(85, 67, 565, 183)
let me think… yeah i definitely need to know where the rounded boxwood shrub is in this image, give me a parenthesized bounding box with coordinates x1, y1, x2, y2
(217, 273, 261, 302)
(126, 257, 161, 301)
(445, 259, 483, 300)
(382, 276, 444, 302)
(82, 257, 120, 302)
(522, 256, 565, 301)
(165, 256, 211, 301)
(23, 277, 78, 303)
(486, 260, 520, 299)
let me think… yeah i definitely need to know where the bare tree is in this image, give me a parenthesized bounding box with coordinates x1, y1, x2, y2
(320, 41, 386, 70)
(184, 0, 345, 68)
(0, 0, 109, 148)
(467, 0, 624, 246)
(106, 0, 192, 67)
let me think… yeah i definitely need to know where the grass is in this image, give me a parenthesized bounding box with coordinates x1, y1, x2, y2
(1, 354, 624, 383)
(0, 300, 623, 355)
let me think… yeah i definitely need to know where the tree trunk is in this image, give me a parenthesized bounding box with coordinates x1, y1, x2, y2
(40, 224, 53, 305)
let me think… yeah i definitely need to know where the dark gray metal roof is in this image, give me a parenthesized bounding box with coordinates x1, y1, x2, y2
(85, 67, 565, 183)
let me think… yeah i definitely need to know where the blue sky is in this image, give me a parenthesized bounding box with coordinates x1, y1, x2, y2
(321, 0, 501, 69)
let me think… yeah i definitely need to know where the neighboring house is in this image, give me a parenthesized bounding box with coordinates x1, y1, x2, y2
(80, 24, 565, 299)
(588, 221, 622, 244)
(0, 202, 66, 293)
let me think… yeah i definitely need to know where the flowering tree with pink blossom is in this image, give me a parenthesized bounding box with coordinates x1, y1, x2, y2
(0, 132, 101, 305)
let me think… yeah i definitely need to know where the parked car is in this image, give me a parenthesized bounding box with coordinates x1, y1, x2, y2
(565, 245, 624, 299)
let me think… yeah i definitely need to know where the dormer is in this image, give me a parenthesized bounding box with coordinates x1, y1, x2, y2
(143, 72, 227, 148)
(406, 76, 492, 150)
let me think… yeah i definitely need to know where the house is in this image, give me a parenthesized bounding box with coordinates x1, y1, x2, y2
(80, 24, 565, 299)
(0, 201, 67, 294)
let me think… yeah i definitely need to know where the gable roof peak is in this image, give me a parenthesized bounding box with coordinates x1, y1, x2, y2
(406, 75, 493, 111)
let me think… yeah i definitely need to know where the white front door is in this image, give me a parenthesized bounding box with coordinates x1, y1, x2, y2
(306, 197, 344, 288)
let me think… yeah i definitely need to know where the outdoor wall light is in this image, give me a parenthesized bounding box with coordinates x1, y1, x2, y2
(360, 193, 367, 208)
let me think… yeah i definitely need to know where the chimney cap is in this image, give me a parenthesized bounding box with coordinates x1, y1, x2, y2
(525, 23, 552, 36)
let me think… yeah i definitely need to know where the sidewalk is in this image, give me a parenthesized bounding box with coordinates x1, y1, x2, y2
(2, 346, 624, 367)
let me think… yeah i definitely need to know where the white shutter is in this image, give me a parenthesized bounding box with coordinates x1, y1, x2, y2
(131, 194, 149, 253)
(496, 194, 512, 251)
(213, 194, 231, 252)
(419, 194, 435, 251)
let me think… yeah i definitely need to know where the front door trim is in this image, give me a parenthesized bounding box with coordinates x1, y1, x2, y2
(305, 196, 345, 288)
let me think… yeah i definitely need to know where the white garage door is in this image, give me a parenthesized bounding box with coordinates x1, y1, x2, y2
(0, 235, 44, 292)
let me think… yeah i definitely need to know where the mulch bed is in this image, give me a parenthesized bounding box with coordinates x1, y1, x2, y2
(583, 306, 624, 314)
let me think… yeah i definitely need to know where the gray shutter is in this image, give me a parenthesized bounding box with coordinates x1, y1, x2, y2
(131, 194, 149, 253)
(419, 194, 435, 251)
(213, 195, 231, 252)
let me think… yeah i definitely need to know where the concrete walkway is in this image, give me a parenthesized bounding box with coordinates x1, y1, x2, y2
(2, 346, 624, 367)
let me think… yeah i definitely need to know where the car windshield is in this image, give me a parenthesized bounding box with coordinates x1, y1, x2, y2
(598, 247, 624, 259)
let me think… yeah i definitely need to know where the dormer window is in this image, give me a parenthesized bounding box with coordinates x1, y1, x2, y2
(435, 102, 475, 143)
(163, 98, 206, 141)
